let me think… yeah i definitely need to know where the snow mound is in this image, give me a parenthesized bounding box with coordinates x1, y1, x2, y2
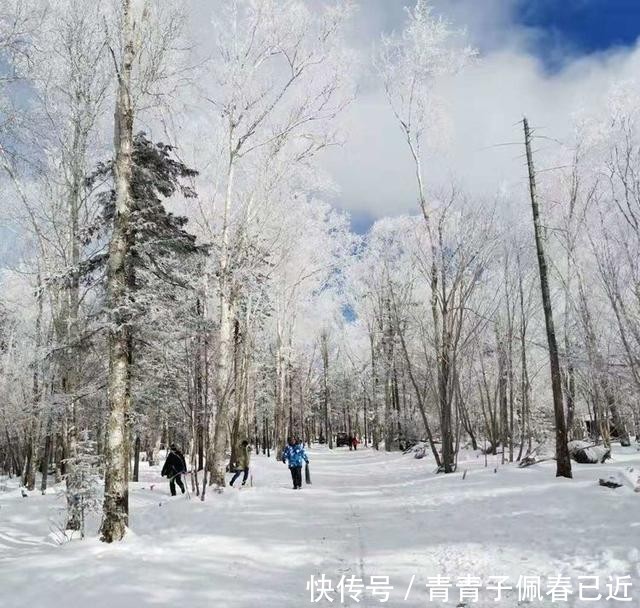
(403, 441, 427, 459)
(568, 440, 611, 464)
(599, 468, 640, 491)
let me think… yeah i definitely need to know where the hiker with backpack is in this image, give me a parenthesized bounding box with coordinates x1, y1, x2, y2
(161, 444, 187, 496)
(230, 439, 251, 487)
(281, 436, 309, 490)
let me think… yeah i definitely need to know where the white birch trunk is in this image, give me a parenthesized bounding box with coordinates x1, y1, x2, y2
(100, 0, 135, 542)
(209, 156, 236, 489)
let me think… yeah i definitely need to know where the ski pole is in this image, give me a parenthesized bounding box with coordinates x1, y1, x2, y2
(183, 472, 191, 500)
(168, 470, 190, 482)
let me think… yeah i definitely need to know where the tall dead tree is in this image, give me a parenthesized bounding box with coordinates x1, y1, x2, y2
(523, 117, 572, 479)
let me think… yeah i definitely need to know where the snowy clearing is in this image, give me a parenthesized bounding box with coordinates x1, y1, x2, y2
(1, 445, 639, 608)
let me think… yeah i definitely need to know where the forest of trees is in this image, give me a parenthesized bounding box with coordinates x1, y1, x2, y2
(1, 0, 639, 541)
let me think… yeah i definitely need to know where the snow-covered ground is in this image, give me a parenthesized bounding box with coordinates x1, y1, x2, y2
(1, 445, 639, 607)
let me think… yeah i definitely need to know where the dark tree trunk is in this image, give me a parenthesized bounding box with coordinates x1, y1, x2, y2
(524, 117, 572, 479)
(132, 434, 141, 482)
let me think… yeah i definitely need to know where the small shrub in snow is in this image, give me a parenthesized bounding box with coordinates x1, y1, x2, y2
(63, 439, 102, 539)
(599, 476, 623, 489)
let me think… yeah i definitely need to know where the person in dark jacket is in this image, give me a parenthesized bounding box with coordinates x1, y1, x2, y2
(161, 444, 187, 496)
(230, 439, 251, 487)
(281, 436, 309, 489)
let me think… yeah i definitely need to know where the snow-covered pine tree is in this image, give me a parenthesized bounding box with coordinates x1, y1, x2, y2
(83, 132, 205, 502)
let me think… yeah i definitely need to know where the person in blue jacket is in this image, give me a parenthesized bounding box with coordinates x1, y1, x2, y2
(281, 436, 309, 489)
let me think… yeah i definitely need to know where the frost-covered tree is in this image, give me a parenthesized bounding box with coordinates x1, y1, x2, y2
(375, 1, 476, 472)
(193, 0, 354, 490)
(101, 0, 188, 542)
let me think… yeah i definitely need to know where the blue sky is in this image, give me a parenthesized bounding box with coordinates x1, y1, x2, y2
(517, 0, 640, 69)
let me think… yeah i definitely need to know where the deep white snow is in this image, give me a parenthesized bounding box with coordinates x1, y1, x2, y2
(1, 445, 639, 607)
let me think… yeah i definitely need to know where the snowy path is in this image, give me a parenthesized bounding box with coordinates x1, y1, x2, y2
(1, 446, 639, 607)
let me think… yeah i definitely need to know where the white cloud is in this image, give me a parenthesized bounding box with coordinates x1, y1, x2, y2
(320, 0, 640, 220)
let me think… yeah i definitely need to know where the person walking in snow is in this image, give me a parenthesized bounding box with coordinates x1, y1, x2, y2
(161, 444, 187, 496)
(281, 436, 309, 490)
(230, 439, 251, 487)
(351, 436, 359, 451)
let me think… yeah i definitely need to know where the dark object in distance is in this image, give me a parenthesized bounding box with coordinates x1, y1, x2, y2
(336, 433, 350, 448)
